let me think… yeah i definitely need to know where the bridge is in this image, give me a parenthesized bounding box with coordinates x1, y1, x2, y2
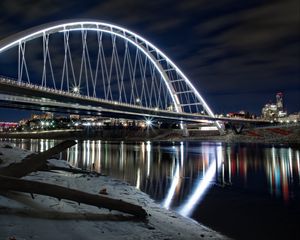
(0, 20, 269, 133)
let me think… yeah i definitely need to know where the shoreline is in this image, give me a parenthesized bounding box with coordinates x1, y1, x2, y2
(0, 141, 229, 240)
(1, 124, 300, 145)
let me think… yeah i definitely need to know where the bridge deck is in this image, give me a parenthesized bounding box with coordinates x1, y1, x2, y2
(0, 76, 270, 124)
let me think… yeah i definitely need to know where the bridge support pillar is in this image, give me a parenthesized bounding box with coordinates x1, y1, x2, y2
(181, 123, 189, 137)
(228, 123, 245, 134)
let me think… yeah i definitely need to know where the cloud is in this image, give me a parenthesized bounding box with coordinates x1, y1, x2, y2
(0, 0, 299, 114)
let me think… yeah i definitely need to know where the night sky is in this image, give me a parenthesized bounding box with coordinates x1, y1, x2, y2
(0, 0, 299, 121)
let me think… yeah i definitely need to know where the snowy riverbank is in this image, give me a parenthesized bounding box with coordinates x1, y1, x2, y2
(0, 142, 229, 240)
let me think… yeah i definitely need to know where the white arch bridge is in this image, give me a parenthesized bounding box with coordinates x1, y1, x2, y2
(0, 20, 268, 133)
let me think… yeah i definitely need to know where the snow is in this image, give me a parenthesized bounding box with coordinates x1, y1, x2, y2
(46, 158, 72, 168)
(0, 143, 31, 168)
(0, 141, 229, 240)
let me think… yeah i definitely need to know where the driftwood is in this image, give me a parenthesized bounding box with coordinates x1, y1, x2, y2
(0, 140, 77, 177)
(0, 140, 148, 219)
(0, 175, 147, 218)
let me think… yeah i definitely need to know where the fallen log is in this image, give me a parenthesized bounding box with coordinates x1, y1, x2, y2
(0, 175, 147, 219)
(0, 140, 76, 178)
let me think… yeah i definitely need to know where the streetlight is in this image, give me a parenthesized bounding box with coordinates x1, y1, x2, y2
(146, 119, 152, 127)
(72, 86, 80, 94)
(136, 98, 141, 106)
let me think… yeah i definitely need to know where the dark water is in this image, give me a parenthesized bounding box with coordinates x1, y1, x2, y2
(5, 139, 300, 240)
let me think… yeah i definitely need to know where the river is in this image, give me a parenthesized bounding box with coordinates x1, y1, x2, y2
(4, 139, 300, 240)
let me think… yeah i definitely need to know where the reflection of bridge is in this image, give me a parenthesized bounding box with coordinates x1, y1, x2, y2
(0, 20, 269, 133)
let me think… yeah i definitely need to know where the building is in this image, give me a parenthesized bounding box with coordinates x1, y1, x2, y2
(31, 112, 54, 120)
(277, 113, 300, 124)
(262, 92, 287, 120)
(0, 122, 18, 132)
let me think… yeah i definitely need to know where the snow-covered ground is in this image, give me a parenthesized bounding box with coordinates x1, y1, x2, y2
(0, 142, 229, 240)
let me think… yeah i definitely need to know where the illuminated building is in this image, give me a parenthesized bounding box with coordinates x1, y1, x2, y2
(31, 112, 54, 120)
(262, 92, 287, 120)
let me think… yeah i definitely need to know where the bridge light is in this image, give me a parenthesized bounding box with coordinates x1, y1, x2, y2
(136, 98, 140, 103)
(72, 86, 80, 94)
(146, 119, 152, 127)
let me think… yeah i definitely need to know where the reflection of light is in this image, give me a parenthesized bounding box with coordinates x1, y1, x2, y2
(272, 148, 281, 197)
(268, 147, 291, 202)
(136, 168, 140, 189)
(163, 160, 180, 209)
(180, 142, 184, 166)
(97, 140, 101, 172)
(83, 141, 86, 168)
(288, 148, 293, 182)
(227, 147, 232, 183)
(222, 160, 225, 184)
(179, 145, 222, 217)
(163, 144, 183, 209)
(141, 142, 145, 162)
(91, 141, 95, 170)
(46, 140, 49, 152)
(281, 156, 289, 201)
(40, 139, 44, 152)
(87, 140, 90, 167)
(74, 143, 78, 167)
(120, 141, 124, 170)
(146, 141, 151, 177)
(297, 151, 300, 182)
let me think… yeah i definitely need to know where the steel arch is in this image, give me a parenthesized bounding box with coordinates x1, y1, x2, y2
(0, 19, 220, 129)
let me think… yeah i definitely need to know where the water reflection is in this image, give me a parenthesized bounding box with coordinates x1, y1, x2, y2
(4, 139, 300, 215)
(179, 144, 223, 217)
